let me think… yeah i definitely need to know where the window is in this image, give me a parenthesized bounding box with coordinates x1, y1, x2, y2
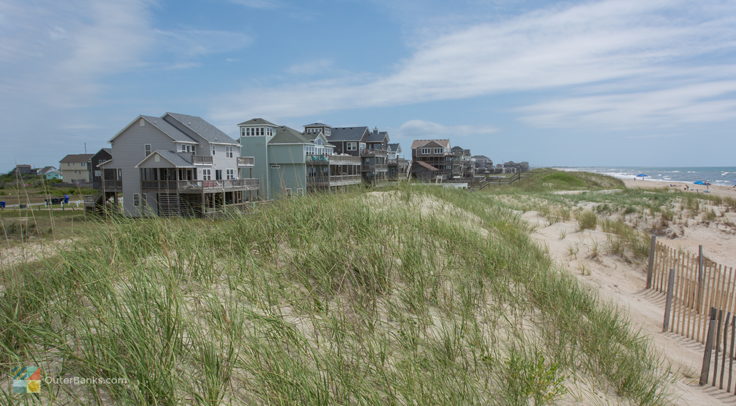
(226, 146, 233, 158)
(144, 144, 152, 156)
(211, 146, 216, 155)
(201, 169, 211, 180)
(133, 193, 140, 206)
(141, 193, 147, 207)
(270, 164, 280, 169)
(296, 188, 304, 195)
(215, 170, 222, 180)
(347, 142, 357, 151)
(241, 127, 245, 137)
(285, 188, 292, 197)
(226, 169, 235, 180)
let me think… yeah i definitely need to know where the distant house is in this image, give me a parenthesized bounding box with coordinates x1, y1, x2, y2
(315, 124, 389, 185)
(89, 148, 112, 189)
(59, 154, 94, 184)
(37, 166, 62, 180)
(450, 146, 473, 178)
(411, 139, 452, 181)
(471, 155, 493, 174)
(97, 112, 259, 217)
(10, 164, 36, 177)
(387, 143, 408, 180)
(240, 119, 362, 200)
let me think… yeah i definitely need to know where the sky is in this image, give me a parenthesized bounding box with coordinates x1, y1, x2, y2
(2, 0, 736, 172)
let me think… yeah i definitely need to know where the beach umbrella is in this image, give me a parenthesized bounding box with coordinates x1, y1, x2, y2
(636, 174, 648, 179)
(694, 180, 706, 185)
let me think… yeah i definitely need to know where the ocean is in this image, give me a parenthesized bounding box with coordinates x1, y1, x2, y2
(555, 167, 736, 186)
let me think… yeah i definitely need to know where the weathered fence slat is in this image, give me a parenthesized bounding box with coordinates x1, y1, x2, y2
(664, 268, 676, 332)
(702, 307, 718, 386)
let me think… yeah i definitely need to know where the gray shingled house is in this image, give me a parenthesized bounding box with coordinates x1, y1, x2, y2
(94, 112, 258, 217)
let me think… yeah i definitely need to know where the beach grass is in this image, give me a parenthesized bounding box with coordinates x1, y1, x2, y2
(0, 181, 673, 405)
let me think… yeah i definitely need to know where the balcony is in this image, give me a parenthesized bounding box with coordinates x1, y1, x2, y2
(309, 175, 362, 187)
(306, 154, 329, 165)
(328, 155, 361, 166)
(141, 178, 259, 192)
(360, 149, 387, 157)
(237, 156, 255, 167)
(101, 179, 122, 192)
(193, 155, 213, 165)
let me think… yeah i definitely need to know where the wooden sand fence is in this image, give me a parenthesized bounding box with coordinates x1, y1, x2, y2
(644, 236, 736, 392)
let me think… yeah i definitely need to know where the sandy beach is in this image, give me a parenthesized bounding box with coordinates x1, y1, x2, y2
(624, 178, 736, 199)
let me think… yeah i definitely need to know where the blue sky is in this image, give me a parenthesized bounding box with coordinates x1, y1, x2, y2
(2, 0, 736, 172)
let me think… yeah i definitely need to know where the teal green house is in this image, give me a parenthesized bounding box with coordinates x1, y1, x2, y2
(239, 118, 362, 200)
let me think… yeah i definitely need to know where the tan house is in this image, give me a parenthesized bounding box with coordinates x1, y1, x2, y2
(59, 154, 93, 185)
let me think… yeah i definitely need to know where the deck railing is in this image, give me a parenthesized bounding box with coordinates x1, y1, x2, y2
(141, 178, 259, 192)
(192, 155, 213, 165)
(237, 156, 255, 167)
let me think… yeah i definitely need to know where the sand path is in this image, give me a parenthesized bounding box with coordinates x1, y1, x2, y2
(524, 211, 736, 405)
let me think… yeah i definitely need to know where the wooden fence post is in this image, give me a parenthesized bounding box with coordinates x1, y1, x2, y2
(646, 235, 657, 289)
(663, 268, 677, 332)
(701, 307, 718, 385)
(697, 245, 705, 311)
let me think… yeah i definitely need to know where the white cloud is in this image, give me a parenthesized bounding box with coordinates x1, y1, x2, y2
(156, 29, 253, 58)
(210, 0, 736, 130)
(397, 120, 497, 140)
(228, 0, 281, 9)
(285, 59, 334, 76)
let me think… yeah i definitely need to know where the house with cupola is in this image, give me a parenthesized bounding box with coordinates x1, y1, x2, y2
(239, 119, 362, 200)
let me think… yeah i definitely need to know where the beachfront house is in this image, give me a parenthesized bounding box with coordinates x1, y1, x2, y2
(36, 166, 62, 180)
(93, 112, 258, 217)
(451, 146, 474, 179)
(317, 124, 389, 185)
(240, 119, 362, 200)
(89, 148, 112, 189)
(387, 143, 409, 180)
(411, 139, 453, 181)
(59, 154, 93, 185)
(471, 155, 494, 174)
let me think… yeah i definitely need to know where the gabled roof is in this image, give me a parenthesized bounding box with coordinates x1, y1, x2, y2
(366, 130, 388, 143)
(387, 143, 401, 152)
(304, 122, 330, 127)
(238, 118, 278, 126)
(328, 126, 369, 142)
(60, 153, 94, 163)
(411, 139, 450, 149)
(164, 113, 238, 145)
(138, 115, 196, 143)
(416, 161, 439, 171)
(134, 150, 194, 168)
(269, 126, 312, 144)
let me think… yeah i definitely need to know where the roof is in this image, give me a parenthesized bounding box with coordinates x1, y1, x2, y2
(304, 122, 330, 127)
(135, 150, 194, 168)
(164, 112, 237, 144)
(269, 126, 312, 144)
(387, 143, 401, 152)
(60, 153, 94, 163)
(411, 139, 450, 149)
(472, 155, 492, 161)
(37, 166, 57, 174)
(416, 161, 439, 171)
(140, 115, 196, 143)
(238, 118, 278, 126)
(328, 126, 369, 142)
(366, 130, 388, 143)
